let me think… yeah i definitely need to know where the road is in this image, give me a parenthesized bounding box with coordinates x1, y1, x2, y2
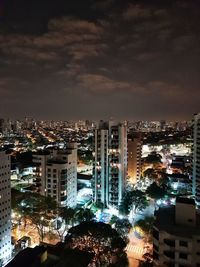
(126, 200, 155, 266)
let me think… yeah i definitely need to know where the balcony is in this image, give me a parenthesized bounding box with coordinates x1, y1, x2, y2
(164, 251, 175, 259)
(164, 239, 175, 247)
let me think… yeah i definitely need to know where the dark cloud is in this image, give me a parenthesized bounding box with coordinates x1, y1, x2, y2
(0, 0, 200, 120)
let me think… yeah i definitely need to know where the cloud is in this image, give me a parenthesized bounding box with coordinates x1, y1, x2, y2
(0, 16, 106, 66)
(147, 81, 182, 97)
(92, 0, 114, 11)
(123, 5, 152, 21)
(77, 73, 130, 93)
(172, 35, 197, 52)
(0, 0, 200, 120)
(48, 17, 104, 35)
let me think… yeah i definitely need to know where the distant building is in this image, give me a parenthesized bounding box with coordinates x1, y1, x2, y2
(0, 150, 12, 263)
(33, 144, 77, 207)
(160, 120, 166, 131)
(153, 197, 200, 267)
(0, 118, 9, 135)
(193, 113, 200, 205)
(127, 137, 142, 184)
(93, 121, 127, 208)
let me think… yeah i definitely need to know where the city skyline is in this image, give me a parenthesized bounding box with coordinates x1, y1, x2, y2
(0, 0, 200, 120)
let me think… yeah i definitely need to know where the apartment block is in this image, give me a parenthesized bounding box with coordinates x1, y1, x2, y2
(93, 121, 127, 208)
(33, 144, 77, 207)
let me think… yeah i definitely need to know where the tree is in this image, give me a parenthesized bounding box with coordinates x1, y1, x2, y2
(135, 216, 154, 243)
(144, 152, 162, 164)
(146, 182, 167, 200)
(75, 208, 95, 223)
(115, 218, 132, 238)
(158, 171, 169, 187)
(65, 221, 128, 266)
(135, 217, 154, 235)
(28, 194, 57, 241)
(56, 207, 76, 241)
(120, 190, 148, 215)
(93, 201, 104, 211)
(110, 215, 118, 225)
(143, 168, 158, 181)
(12, 190, 57, 241)
(60, 207, 76, 226)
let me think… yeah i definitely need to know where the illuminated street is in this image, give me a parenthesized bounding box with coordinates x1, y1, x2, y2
(12, 222, 60, 248)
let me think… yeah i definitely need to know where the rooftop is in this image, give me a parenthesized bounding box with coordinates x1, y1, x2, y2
(176, 197, 195, 205)
(5, 246, 46, 267)
(154, 206, 200, 238)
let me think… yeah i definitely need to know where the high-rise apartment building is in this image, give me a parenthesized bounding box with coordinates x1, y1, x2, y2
(0, 150, 12, 263)
(127, 137, 142, 184)
(153, 197, 200, 267)
(93, 121, 127, 208)
(193, 113, 200, 205)
(33, 144, 77, 208)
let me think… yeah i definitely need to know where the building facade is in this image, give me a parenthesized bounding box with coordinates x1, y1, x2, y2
(0, 150, 12, 263)
(33, 144, 77, 207)
(153, 197, 200, 267)
(127, 137, 142, 184)
(93, 121, 127, 208)
(193, 113, 200, 204)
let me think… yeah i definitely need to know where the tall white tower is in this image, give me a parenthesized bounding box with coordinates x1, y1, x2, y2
(193, 113, 200, 204)
(93, 121, 127, 208)
(0, 150, 12, 263)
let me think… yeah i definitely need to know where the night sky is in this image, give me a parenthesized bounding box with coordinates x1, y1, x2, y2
(0, 0, 200, 121)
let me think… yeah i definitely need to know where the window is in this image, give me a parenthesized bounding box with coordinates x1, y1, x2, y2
(164, 239, 175, 247)
(179, 253, 188, 260)
(180, 241, 188, 247)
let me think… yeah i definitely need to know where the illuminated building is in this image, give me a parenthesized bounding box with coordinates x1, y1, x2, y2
(93, 121, 127, 207)
(153, 198, 200, 267)
(193, 113, 200, 205)
(127, 137, 142, 184)
(33, 144, 77, 207)
(0, 150, 12, 263)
